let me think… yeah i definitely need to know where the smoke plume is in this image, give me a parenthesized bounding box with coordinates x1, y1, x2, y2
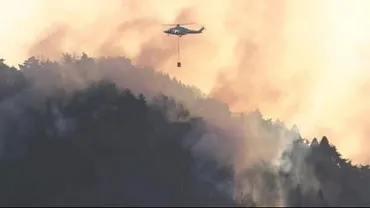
(2, 0, 370, 165)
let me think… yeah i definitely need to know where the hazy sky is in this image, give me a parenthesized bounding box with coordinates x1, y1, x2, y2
(2, 0, 370, 164)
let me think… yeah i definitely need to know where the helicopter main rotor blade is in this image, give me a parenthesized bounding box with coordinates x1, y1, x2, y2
(178, 23, 196, 25)
(162, 22, 196, 26)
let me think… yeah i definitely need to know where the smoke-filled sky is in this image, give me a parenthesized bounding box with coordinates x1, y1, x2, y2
(1, 0, 370, 164)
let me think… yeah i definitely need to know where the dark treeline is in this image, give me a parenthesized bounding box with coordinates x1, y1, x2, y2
(0, 54, 369, 206)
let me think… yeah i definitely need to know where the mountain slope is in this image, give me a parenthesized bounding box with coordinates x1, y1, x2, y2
(0, 54, 369, 206)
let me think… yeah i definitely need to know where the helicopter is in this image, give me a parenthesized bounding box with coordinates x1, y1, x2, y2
(163, 23, 205, 37)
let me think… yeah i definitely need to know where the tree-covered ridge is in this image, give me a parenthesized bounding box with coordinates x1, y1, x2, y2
(0, 54, 369, 206)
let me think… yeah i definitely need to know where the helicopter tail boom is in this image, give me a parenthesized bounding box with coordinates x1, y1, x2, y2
(186, 26, 205, 34)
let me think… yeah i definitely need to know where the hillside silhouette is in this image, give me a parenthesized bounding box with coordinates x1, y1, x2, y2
(0, 54, 369, 206)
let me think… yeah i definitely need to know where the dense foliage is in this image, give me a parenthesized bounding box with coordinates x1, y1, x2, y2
(0, 54, 369, 206)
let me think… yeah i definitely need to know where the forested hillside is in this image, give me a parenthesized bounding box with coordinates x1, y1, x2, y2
(0, 54, 369, 206)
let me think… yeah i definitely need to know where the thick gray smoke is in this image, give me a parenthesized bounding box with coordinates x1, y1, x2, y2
(4, 0, 370, 164)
